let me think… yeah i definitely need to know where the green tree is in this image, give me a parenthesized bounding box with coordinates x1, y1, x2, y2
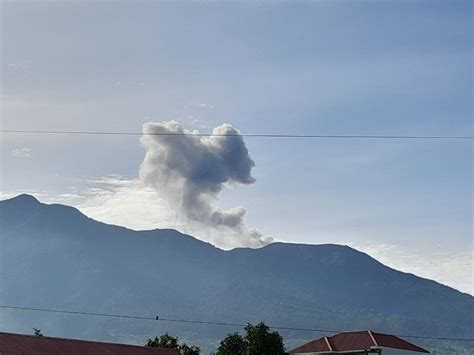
(216, 322, 285, 355)
(216, 332, 247, 355)
(179, 343, 200, 355)
(146, 333, 178, 348)
(244, 322, 285, 355)
(33, 328, 43, 337)
(146, 333, 200, 354)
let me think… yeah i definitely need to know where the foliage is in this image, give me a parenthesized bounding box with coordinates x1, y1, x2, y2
(216, 322, 285, 355)
(33, 328, 43, 337)
(216, 333, 247, 355)
(244, 322, 285, 355)
(179, 343, 200, 355)
(146, 333, 200, 354)
(146, 333, 179, 348)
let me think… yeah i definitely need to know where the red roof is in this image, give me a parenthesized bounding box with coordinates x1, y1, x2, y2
(289, 330, 429, 353)
(0, 332, 181, 355)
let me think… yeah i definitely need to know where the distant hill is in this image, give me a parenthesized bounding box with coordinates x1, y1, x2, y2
(0, 194, 472, 353)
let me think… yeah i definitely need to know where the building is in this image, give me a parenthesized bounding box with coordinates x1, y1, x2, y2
(288, 330, 429, 354)
(0, 332, 181, 355)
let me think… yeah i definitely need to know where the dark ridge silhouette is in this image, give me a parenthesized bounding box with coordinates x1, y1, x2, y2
(0, 195, 472, 353)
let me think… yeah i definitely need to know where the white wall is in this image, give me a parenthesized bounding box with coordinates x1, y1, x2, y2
(291, 348, 428, 355)
(377, 346, 428, 355)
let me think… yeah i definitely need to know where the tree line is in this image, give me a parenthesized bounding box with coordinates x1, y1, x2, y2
(32, 322, 286, 354)
(145, 322, 286, 355)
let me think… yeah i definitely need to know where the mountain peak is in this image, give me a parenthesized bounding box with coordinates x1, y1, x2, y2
(6, 194, 40, 205)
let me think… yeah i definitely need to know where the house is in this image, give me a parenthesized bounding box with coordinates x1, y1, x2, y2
(0, 332, 181, 355)
(288, 330, 429, 354)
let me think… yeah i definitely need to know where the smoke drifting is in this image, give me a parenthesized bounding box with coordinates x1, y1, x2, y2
(139, 121, 272, 248)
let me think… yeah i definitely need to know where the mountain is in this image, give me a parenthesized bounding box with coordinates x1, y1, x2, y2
(0, 194, 472, 353)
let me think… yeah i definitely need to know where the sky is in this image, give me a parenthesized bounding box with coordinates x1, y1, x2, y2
(0, 0, 472, 293)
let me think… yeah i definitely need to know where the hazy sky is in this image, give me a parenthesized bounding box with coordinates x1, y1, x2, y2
(1, 0, 472, 293)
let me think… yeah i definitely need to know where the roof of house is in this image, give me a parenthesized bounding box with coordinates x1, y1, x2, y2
(289, 330, 429, 353)
(0, 332, 181, 355)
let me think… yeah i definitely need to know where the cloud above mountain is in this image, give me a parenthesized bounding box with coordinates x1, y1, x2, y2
(10, 147, 32, 158)
(0, 121, 272, 249)
(139, 121, 272, 247)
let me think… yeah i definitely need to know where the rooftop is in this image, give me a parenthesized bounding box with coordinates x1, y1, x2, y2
(0, 332, 180, 355)
(289, 330, 429, 353)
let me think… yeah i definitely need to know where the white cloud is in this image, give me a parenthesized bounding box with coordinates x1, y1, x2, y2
(139, 121, 272, 248)
(10, 147, 32, 158)
(351, 242, 473, 295)
(198, 103, 214, 109)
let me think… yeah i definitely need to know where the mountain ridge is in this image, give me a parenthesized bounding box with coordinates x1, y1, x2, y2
(2, 194, 468, 296)
(0, 194, 472, 353)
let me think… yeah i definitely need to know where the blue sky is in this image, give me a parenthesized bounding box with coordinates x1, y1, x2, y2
(1, 0, 472, 293)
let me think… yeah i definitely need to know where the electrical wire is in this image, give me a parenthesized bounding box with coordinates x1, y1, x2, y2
(1, 129, 473, 140)
(0, 305, 472, 342)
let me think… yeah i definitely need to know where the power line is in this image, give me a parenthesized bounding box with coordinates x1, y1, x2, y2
(0, 305, 152, 321)
(0, 129, 473, 140)
(1, 305, 473, 342)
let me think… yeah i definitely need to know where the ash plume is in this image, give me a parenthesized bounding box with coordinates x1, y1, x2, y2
(139, 121, 272, 248)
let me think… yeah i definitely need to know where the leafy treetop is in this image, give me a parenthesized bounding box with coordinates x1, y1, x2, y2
(216, 322, 285, 355)
(146, 333, 200, 355)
